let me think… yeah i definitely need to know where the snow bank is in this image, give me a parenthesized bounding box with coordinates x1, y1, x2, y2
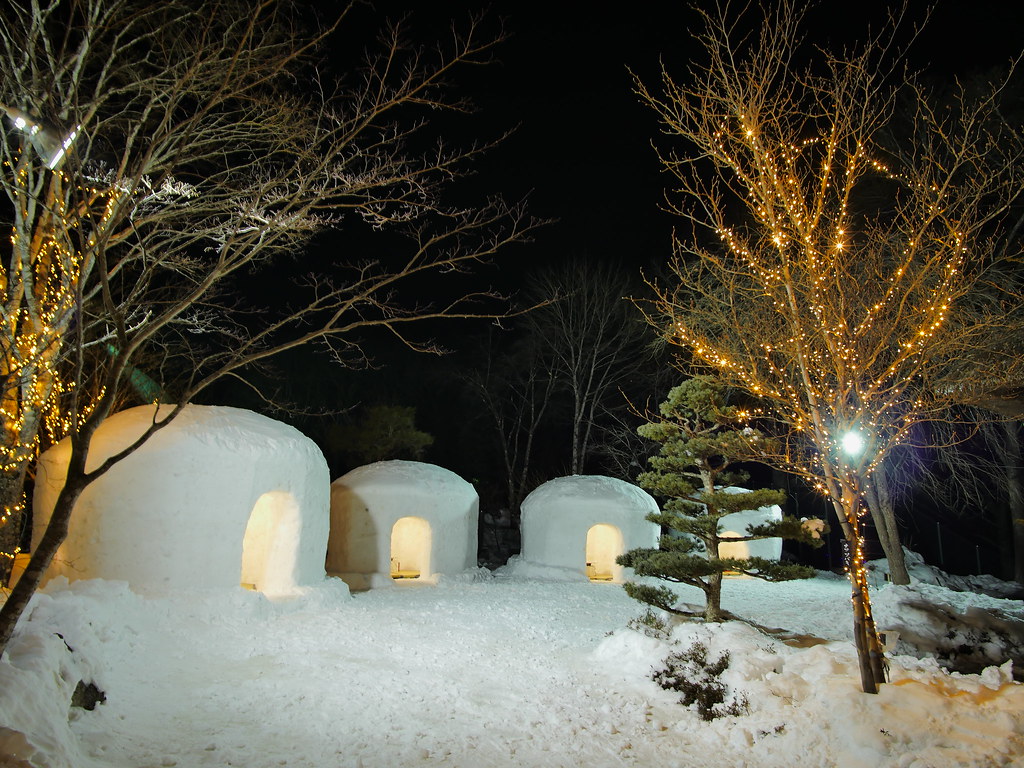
(33, 404, 330, 596)
(518, 475, 660, 582)
(2, 574, 1022, 768)
(327, 460, 478, 589)
(874, 581, 1024, 677)
(593, 611, 1024, 767)
(868, 547, 1023, 598)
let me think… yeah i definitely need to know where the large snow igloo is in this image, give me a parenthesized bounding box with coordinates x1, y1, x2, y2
(33, 404, 330, 596)
(519, 475, 660, 582)
(327, 460, 478, 590)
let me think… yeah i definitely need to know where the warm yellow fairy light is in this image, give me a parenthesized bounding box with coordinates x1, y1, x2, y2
(0, 142, 134, 566)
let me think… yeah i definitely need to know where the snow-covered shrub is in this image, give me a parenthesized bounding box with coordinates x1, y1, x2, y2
(626, 608, 670, 640)
(652, 640, 749, 721)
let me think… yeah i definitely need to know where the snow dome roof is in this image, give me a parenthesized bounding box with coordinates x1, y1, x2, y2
(522, 475, 655, 513)
(335, 459, 476, 503)
(52, 403, 320, 471)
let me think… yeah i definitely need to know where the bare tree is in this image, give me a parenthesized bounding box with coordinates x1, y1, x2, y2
(862, 458, 909, 584)
(898, 415, 1024, 582)
(635, 2, 1024, 692)
(0, 0, 537, 654)
(527, 258, 652, 475)
(467, 333, 556, 515)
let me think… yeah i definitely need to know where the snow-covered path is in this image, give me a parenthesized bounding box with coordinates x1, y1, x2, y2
(71, 578, 684, 768)
(5, 574, 1024, 768)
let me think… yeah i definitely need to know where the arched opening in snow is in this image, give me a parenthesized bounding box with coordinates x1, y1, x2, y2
(240, 491, 301, 595)
(717, 532, 750, 560)
(585, 523, 623, 582)
(718, 532, 750, 576)
(390, 516, 431, 580)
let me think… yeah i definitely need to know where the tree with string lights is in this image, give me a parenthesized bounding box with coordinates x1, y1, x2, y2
(0, 0, 535, 655)
(635, 2, 1024, 693)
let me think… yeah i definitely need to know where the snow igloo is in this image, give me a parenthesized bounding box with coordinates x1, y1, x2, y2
(712, 486, 784, 561)
(326, 460, 479, 590)
(33, 404, 330, 596)
(518, 475, 660, 583)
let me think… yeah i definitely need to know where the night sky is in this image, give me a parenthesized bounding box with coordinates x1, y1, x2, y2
(207, 1, 1024, 574)
(355, 0, 1024, 276)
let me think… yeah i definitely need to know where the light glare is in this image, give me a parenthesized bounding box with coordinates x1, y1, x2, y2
(841, 431, 864, 456)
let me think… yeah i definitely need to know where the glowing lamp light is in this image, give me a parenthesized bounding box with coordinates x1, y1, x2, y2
(1, 104, 81, 170)
(841, 430, 865, 457)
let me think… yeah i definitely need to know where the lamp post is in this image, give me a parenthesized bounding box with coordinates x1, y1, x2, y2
(1, 104, 81, 169)
(841, 430, 865, 457)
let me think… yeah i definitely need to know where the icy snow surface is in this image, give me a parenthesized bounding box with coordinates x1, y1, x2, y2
(3, 572, 1024, 768)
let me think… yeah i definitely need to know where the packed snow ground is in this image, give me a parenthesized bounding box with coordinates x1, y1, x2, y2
(2, 571, 1024, 768)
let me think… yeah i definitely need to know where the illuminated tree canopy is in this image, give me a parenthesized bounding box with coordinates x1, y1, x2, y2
(635, 2, 1024, 692)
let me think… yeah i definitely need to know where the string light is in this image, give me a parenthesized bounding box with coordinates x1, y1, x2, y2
(0, 142, 122, 568)
(663, 105, 972, 685)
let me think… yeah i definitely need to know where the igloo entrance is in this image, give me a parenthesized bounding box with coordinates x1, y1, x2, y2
(718, 531, 750, 560)
(585, 524, 623, 582)
(240, 491, 301, 595)
(390, 516, 431, 579)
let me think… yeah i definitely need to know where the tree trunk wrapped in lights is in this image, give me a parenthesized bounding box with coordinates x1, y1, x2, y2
(634, 3, 1024, 692)
(618, 376, 824, 622)
(0, 0, 537, 655)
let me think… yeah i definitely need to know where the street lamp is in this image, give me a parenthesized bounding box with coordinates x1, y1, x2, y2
(1, 104, 81, 170)
(841, 430, 865, 457)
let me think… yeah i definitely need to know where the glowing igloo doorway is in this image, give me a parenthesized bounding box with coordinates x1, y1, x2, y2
(240, 491, 301, 595)
(585, 524, 623, 582)
(717, 532, 750, 560)
(390, 516, 431, 580)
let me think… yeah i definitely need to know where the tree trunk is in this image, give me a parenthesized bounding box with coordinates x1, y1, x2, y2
(0, 467, 28, 584)
(864, 466, 910, 585)
(0, 473, 87, 655)
(703, 570, 724, 622)
(849, 569, 886, 694)
(1003, 421, 1024, 584)
(831, 484, 886, 693)
(570, 404, 582, 476)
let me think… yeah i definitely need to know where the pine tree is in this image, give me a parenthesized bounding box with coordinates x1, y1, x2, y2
(337, 405, 434, 465)
(619, 377, 824, 621)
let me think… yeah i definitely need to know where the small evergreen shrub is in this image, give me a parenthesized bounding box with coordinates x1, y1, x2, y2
(652, 641, 749, 721)
(627, 608, 670, 639)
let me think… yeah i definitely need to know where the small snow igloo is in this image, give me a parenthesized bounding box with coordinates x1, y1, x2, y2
(33, 405, 330, 596)
(714, 486, 784, 561)
(519, 475, 660, 583)
(327, 460, 479, 590)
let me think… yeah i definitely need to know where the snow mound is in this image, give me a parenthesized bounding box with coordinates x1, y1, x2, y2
(327, 460, 479, 589)
(518, 475, 660, 582)
(874, 582, 1024, 678)
(593, 613, 1024, 767)
(703, 486, 785, 561)
(867, 548, 1022, 598)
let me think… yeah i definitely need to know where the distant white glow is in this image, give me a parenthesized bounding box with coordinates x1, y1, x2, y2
(45, 125, 81, 170)
(841, 431, 865, 456)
